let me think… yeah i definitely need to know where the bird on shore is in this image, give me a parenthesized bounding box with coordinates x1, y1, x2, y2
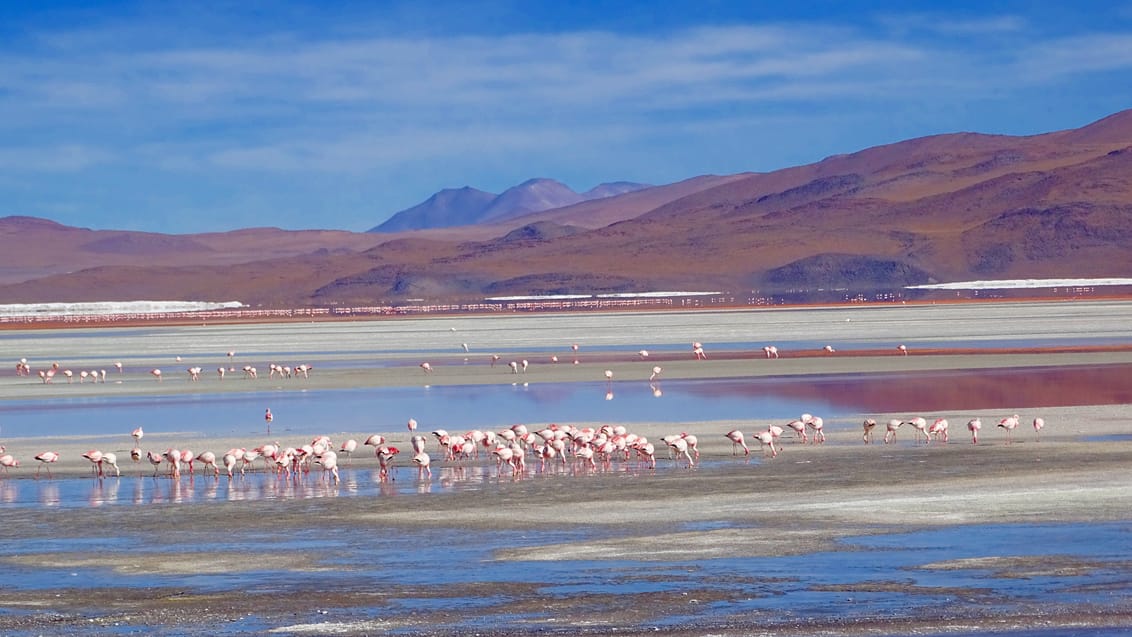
(649, 366, 662, 382)
(150, 369, 162, 381)
(131, 426, 144, 447)
(998, 414, 1020, 444)
(1033, 417, 1045, 441)
(897, 344, 908, 356)
(763, 345, 779, 359)
(725, 430, 750, 456)
(862, 418, 877, 444)
(883, 419, 903, 444)
(967, 418, 982, 444)
(753, 430, 778, 458)
(929, 418, 950, 443)
(339, 439, 358, 465)
(34, 451, 59, 477)
(692, 342, 707, 360)
(905, 417, 930, 443)
(412, 451, 432, 478)
(420, 362, 433, 374)
(0, 453, 20, 474)
(407, 418, 418, 432)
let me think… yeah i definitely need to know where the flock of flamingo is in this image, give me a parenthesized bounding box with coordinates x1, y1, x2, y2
(2, 340, 1043, 486)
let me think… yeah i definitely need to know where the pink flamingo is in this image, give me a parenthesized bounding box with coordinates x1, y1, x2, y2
(1033, 417, 1045, 441)
(929, 418, 950, 443)
(753, 430, 778, 458)
(0, 453, 20, 474)
(131, 426, 144, 448)
(315, 451, 340, 484)
(784, 419, 807, 443)
(897, 344, 908, 355)
(966, 418, 982, 444)
(407, 418, 418, 432)
(82, 450, 105, 477)
(376, 446, 400, 479)
(823, 345, 836, 354)
(114, 361, 123, 373)
(725, 430, 750, 456)
(196, 451, 220, 477)
(998, 414, 1020, 444)
(763, 345, 779, 359)
(905, 417, 930, 443)
(34, 451, 59, 477)
(883, 419, 903, 444)
(804, 416, 825, 444)
(412, 451, 432, 478)
(862, 418, 877, 444)
(150, 368, 162, 381)
(420, 362, 433, 374)
(146, 451, 164, 476)
(692, 342, 706, 360)
(649, 366, 662, 382)
(339, 439, 358, 465)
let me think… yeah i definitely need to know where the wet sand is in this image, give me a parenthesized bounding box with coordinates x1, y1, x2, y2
(1, 306, 1131, 635)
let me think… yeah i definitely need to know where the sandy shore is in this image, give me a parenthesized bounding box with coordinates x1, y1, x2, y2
(1, 306, 1131, 635)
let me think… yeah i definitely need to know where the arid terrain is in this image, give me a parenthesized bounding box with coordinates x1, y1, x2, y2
(2, 110, 1131, 307)
(0, 302, 1129, 635)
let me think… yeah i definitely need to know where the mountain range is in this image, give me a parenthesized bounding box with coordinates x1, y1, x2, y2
(371, 179, 651, 232)
(2, 109, 1131, 307)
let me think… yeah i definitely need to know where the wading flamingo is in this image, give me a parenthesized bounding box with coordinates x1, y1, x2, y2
(998, 414, 1020, 444)
(692, 342, 707, 360)
(753, 430, 778, 458)
(34, 451, 59, 477)
(725, 430, 750, 456)
(967, 418, 982, 444)
(763, 345, 779, 359)
(0, 454, 18, 473)
(1033, 417, 1045, 441)
(883, 419, 903, 444)
(929, 418, 950, 443)
(150, 369, 162, 381)
(420, 362, 433, 374)
(862, 418, 877, 444)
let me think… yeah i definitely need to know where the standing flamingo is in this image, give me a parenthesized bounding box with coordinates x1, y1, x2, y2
(196, 451, 220, 477)
(339, 439, 358, 465)
(131, 426, 144, 448)
(905, 417, 930, 443)
(34, 451, 59, 477)
(692, 342, 707, 360)
(883, 419, 903, 444)
(1033, 417, 1045, 441)
(420, 362, 433, 374)
(315, 451, 340, 484)
(150, 368, 162, 381)
(823, 345, 836, 354)
(753, 430, 778, 458)
(146, 451, 164, 476)
(763, 345, 779, 359)
(725, 430, 750, 456)
(0, 454, 18, 473)
(897, 344, 908, 356)
(967, 418, 982, 444)
(407, 418, 418, 432)
(998, 414, 1020, 444)
(412, 451, 432, 478)
(862, 418, 877, 444)
(929, 418, 950, 442)
(82, 450, 105, 477)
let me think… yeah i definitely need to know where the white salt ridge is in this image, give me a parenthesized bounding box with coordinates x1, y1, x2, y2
(485, 291, 721, 301)
(0, 300, 244, 317)
(907, 278, 1132, 290)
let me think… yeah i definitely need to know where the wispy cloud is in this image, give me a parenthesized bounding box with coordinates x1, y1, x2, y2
(1, 5, 1130, 231)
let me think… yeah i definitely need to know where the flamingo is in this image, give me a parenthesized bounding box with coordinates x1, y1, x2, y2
(0, 454, 18, 473)
(412, 451, 432, 478)
(967, 418, 982, 444)
(150, 368, 162, 381)
(823, 345, 836, 354)
(763, 345, 779, 359)
(314, 451, 340, 484)
(82, 450, 105, 477)
(692, 342, 706, 360)
(490, 354, 501, 367)
(638, 350, 649, 359)
(520, 359, 529, 373)
(604, 369, 613, 387)
(130, 447, 141, 463)
(784, 419, 807, 443)
(376, 446, 400, 479)
(339, 439, 358, 464)
(998, 414, 1020, 444)
(264, 408, 273, 427)
(146, 451, 164, 476)
(131, 426, 144, 448)
(929, 418, 950, 443)
(114, 361, 123, 373)
(1033, 417, 1045, 441)
(753, 430, 778, 458)
(649, 366, 662, 382)
(862, 418, 877, 444)
(897, 344, 908, 356)
(34, 451, 59, 477)
(100, 452, 120, 477)
(217, 367, 226, 379)
(407, 418, 418, 432)
(905, 417, 930, 443)
(883, 419, 903, 444)
(196, 451, 220, 477)
(508, 361, 519, 374)
(725, 430, 750, 456)
(364, 434, 387, 452)
(804, 416, 825, 444)
(420, 362, 433, 374)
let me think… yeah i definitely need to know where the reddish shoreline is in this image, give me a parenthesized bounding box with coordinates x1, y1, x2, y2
(3, 292, 1130, 332)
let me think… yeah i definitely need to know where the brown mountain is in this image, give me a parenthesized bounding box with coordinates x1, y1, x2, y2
(2, 110, 1130, 307)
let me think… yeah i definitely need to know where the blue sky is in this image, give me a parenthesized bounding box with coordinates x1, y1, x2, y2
(2, 1, 1131, 234)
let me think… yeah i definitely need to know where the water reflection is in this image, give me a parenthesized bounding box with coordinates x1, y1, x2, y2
(4, 450, 691, 510)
